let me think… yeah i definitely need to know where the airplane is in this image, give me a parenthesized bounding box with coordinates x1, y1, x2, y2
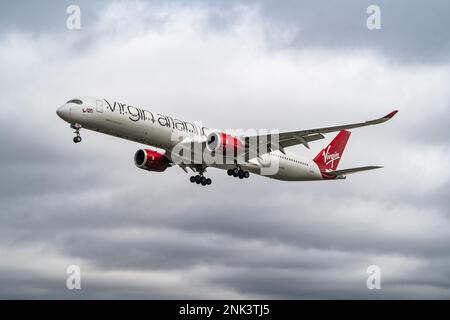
(56, 97, 398, 186)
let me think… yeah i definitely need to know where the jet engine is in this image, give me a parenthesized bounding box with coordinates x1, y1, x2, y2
(206, 132, 244, 154)
(134, 149, 171, 172)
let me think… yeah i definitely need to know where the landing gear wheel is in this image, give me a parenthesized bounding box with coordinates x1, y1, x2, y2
(191, 168, 212, 186)
(71, 124, 82, 143)
(244, 171, 250, 179)
(238, 170, 245, 179)
(227, 169, 233, 176)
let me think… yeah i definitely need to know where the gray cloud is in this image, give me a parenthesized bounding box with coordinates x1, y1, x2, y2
(2, 0, 450, 63)
(0, 1, 449, 299)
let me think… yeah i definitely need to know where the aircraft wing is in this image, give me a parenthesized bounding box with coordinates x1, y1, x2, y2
(327, 166, 383, 177)
(167, 110, 398, 166)
(244, 110, 398, 152)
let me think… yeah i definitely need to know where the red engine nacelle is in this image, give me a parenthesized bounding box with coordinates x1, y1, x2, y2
(134, 149, 171, 172)
(206, 132, 244, 154)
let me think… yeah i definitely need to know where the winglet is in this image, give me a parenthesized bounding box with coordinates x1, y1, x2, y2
(383, 110, 398, 119)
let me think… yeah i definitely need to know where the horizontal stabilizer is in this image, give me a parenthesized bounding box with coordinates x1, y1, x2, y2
(328, 166, 383, 177)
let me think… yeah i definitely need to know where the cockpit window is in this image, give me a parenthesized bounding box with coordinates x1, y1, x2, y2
(67, 99, 83, 105)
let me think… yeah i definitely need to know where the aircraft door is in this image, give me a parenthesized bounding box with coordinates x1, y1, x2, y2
(96, 100, 103, 113)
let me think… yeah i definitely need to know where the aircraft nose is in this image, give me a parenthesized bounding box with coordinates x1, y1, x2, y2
(56, 104, 69, 120)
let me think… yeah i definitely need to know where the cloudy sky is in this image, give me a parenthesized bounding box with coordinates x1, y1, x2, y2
(0, 0, 449, 299)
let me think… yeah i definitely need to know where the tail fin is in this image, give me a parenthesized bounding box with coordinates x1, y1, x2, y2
(313, 130, 351, 171)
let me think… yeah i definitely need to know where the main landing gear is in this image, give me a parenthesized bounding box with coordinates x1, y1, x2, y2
(71, 123, 82, 143)
(227, 167, 250, 179)
(189, 167, 212, 186)
(189, 174, 212, 186)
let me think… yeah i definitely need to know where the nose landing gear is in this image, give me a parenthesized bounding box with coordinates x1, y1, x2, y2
(227, 168, 250, 179)
(71, 123, 82, 143)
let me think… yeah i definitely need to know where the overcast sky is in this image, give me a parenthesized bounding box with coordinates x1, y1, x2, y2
(0, 0, 449, 299)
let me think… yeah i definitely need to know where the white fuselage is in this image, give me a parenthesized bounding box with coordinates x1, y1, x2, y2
(56, 97, 324, 181)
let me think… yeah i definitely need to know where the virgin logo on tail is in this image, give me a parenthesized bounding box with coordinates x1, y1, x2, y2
(322, 145, 340, 167)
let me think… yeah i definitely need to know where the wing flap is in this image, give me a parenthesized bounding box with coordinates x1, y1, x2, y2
(279, 133, 325, 148)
